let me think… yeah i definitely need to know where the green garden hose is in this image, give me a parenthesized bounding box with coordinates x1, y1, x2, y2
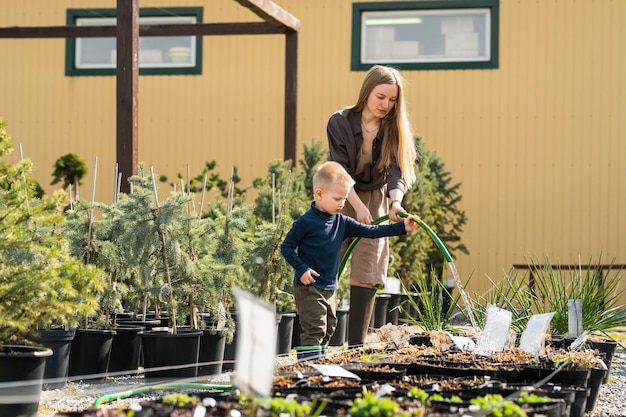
(93, 382, 232, 408)
(338, 212, 452, 278)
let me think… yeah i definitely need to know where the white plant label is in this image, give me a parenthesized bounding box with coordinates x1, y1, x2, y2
(231, 286, 277, 398)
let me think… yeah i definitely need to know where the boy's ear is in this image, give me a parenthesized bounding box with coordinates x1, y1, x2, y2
(314, 188, 323, 199)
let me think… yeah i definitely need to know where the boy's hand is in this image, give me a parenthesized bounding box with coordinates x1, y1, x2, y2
(404, 216, 419, 232)
(300, 269, 319, 285)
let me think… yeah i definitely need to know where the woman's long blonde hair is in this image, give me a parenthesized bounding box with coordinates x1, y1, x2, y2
(349, 65, 418, 188)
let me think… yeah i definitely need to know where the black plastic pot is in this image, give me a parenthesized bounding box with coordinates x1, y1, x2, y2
(32, 328, 75, 389)
(329, 308, 349, 346)
(586, 339, 618, 383)
(371, 293, 391, 329)
(222, 311, 238, 372)
(398, 292, 420, 324)
(585, 366, 607, 412)
(108, 325, 144, 374)
(385, 293, 403, 325)
(525, 367, 590, 388)
(291, 314, 302, 349)
(141, 329, 201, 382)
(197, 329, 226, 377)
(68, 328, 116, 383)
(0, 345, 52, 417)
(276, 312, 296, 355)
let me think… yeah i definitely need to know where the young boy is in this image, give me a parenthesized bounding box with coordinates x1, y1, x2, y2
(280, 161, 418, 358)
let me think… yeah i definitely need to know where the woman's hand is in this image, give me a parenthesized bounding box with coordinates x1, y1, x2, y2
(299, 269, 319, 285)
(355, 204, 373, 224)
(389, 203, 405, 222)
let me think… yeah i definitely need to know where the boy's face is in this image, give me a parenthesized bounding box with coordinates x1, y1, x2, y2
(314, 182, 350, 215)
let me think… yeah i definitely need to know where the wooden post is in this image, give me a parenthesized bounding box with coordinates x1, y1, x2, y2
(284, 30, 297, 165)
(116, 0, 139, 193)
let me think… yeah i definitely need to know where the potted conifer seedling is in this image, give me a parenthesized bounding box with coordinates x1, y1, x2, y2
(0, 118, 103, 415)
(108, 167, 246, 381)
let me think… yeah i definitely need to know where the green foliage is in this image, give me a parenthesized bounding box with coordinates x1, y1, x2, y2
(407, 387, 429, 403)
(399, 270, 462, 332)
(51, 152, 88, 191)
(470, 394, 527, 417)
(252, 139, 325, 223)
(236, 393, 327, 417)
(62, 200, 130, 328)
(428, 393, 463, 404)
(160, 161, 248, 199)
(550, 349, 601, 370)
(350, 392, 407, 417)
(146, 178, 246, 335)
(471, 256, 626, 335)
(246, 139, 327, 311)
(515, 392, 551, 404)
(161, 393, 199, 408)
(527, 256, 626, 334)
(61, 165, 250, 339)
(389, 137, 468, 288)
(467, 270, 533, 334)
(267, 395, 328, 417)
(0, 118, 103, 345)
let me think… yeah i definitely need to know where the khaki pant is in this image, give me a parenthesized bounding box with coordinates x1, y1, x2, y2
(294, 285, 337, 346)
(340, 188, 389, 345)
(340, 188, 389, 286)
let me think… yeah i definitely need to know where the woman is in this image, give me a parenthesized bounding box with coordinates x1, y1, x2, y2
(326, 64, 418, 346)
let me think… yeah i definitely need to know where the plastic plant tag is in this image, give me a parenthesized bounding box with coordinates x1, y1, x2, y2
(384, 277, 401, 294)
(476, 305, 512, 353)
(192, 405, 206, 417)
(449, 334, 476, 352)
(519, 312, 555, 355)
(375, 383, 396, 399)
(310, 364, 361, 380)
(216, 301, 227, 331)
(568, 330, 589, 351)
(568, 299, 583, 337)
(231, 286, 277, 398)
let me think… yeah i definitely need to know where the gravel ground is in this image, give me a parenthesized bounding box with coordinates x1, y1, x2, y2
(36, 326, 626, 417)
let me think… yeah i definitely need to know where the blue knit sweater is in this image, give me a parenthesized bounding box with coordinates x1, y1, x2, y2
(280, 201, 406, 290)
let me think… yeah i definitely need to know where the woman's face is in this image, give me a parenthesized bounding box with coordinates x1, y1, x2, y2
(366, 83, 398, 119)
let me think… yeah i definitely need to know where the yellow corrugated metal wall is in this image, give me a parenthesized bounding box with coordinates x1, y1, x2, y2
(1, 0, 625, 304)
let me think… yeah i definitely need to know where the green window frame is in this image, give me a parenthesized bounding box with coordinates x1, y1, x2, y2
(65, 7, 203, 76)
(351, 0, 499, 71)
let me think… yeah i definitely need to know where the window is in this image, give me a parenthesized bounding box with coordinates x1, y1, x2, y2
(66, 8, 203, 76)
(351, 1, 498, 70)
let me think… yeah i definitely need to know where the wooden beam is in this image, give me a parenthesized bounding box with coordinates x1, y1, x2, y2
(0, 22, 286, 38)
(116, 0, 139, 193)
(141, 22, 285, 36)
(233, 0, 300, 31)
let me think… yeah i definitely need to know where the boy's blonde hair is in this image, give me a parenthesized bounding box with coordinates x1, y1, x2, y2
(313, 161, 355, 191)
